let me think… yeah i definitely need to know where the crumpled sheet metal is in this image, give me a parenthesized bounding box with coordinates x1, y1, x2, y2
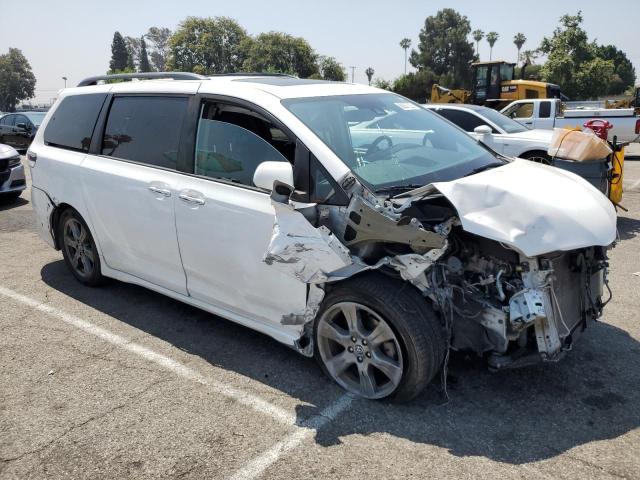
(396, 159, 616, 257)
(264, 201, 353, 284)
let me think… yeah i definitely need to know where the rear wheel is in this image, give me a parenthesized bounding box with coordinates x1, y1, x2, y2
(521, 151, 552, 165)
(314, 273, 446, 402)
(58, 209, 104, 286)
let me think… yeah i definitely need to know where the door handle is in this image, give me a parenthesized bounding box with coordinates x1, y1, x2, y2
(179, 191, 205, 206)
(148, 185, 172, 197)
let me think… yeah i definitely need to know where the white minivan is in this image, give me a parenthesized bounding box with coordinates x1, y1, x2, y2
(29, 73, 616, 401)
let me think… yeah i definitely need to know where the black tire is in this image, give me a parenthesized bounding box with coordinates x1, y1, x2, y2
(57, 208, 105, 287)
(521, 150, 552, 165)
(314, 272, 446, 402)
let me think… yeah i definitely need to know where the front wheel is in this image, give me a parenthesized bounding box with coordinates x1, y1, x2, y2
(314, 273, 446, 402)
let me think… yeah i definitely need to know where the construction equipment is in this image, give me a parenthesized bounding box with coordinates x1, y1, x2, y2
(604, 86, 640, 115)
(430, 61, 563, 109)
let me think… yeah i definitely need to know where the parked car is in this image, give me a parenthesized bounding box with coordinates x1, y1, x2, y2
(423, 104, 554, 163)
(501, 99, 640, 143)
(0, 143, 26, 200)
(0, 111, 47, 152)
(29, 73, 616, 402)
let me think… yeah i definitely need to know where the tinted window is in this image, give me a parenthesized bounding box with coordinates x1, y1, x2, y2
(14, 115, 28, 127)
(195, 102, 289, 186)
(437, 109, 487, 132)
(44, 94, 106, 152)
(539, 101, 551, 118)
(102, 96, 188, 169)
(1, 115, 15, 126)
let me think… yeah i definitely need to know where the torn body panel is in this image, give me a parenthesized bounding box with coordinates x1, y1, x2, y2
(31, 186, 57, 249)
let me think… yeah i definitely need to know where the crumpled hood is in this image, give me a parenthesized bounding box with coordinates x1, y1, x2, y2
(396, 159, 617, 257)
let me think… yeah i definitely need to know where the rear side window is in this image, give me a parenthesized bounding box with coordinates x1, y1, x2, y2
(44, 94, 107, 152)
(102, 96, 188, 169)
(539, 101, 551, 118)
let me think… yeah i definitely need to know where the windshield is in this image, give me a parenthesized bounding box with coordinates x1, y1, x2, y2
(24, 112, 46, 126)
(476, 107, 528, 133)
(283, 93, 502, 193)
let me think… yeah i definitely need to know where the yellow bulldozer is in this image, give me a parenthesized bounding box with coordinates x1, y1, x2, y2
(430, 61, 564, 109)
(604, 86, 640, 115)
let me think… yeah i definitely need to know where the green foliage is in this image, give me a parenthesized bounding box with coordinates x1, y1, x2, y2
(146, 27, 171, 72)
(139, 37, 152, 72)
(399, 38, 411, 50)
(317, 56, 345, 81)
(242, 32, 318, 78)
(410, 9, 475, 89)
(124, 36, 140, 70)
(168, 17, 248, 74)
(596, 44, 636, 95)
(365, 67, 375, 85)
(540, 12, 634, 99)
(513, 32, 526, 63)
(392, 70, 437, 103)
(486, 31, 499, 60)
(522, 64, 543, 80)
(109, 32, 129, 72)
(472, 29, 484, 57)
(373, 78, 392, 90)
(0, 48, 36, 112)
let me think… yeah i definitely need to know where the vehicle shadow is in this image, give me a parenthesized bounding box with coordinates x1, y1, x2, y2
(0, 195, 28, 211)
(41, 260, 640, 465)
(617, 214, 640, 240)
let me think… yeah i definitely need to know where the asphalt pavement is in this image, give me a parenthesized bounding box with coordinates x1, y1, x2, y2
(1, 158, 639, 479)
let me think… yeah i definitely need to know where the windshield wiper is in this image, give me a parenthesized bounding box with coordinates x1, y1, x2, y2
(375, 184, 424, 194)
(464, 162, 505, 177)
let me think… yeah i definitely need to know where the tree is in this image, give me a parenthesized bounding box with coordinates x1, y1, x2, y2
(242, 32, 318, 78)
(109, 32, 129, 72)
(539, 12, 617, 99)
(317, 56, 345, 81)
(0, 48, 36, 112)
(373, 78, 392, 90)
(168, 17, 248, 74)
(472, 29, 484, 58)
(410, 9, 476, 89)
(365, 67, 375, 85)
(519, 49, 540, 79)
(139, 37, 152, 72)
(392, 69, 438, 103)
(124, 36, 138, 70)
(513, 33, 526, 64)
(399, 38, 411, 75)
(146, 27, 171, 71)
(596, 44, 636, 95)
(486, 32, 499, 61)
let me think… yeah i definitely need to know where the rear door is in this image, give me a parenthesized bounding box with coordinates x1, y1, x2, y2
(436, 108, 503, 153)
(81, 94, 191, 294)
(173, 98, 307, 327)
(0, 115, 16, 146)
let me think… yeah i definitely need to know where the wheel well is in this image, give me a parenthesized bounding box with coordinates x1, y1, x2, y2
(51, 203, 75, 250)
(521, 149, 549, 159)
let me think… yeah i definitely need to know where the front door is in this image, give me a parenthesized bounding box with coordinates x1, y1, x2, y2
(81, 95, 190, 295)
(174, 100, 307, 326)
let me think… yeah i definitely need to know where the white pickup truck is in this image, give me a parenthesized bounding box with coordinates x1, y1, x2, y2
(501, 98, 640, 143)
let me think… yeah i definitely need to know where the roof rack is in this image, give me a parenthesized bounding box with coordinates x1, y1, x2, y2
(77, 72, 206, 87)
(77, 71, 296, 87)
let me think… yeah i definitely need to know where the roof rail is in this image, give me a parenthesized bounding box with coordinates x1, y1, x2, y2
(77, 72, 207, 87)
(208, 72, 296, 77)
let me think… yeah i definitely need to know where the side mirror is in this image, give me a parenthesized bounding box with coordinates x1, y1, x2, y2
(16, 122, 28, 130)
(474, 125, 492, 135)
(253, 161, 294, 191)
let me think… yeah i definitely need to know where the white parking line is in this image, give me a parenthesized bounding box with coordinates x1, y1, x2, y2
(0, 286, 295, 426)
(229, 393, 353, 480)
(0, 285, 356, 479)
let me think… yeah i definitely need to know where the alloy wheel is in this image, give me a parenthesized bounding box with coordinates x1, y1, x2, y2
(63, 217, 95, 278)
(317, 302, 404, 399)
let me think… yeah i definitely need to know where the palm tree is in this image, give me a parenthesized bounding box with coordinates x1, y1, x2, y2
(399, 38, 411, 75)
(365, 67, 375, 85)
(486, 32, 499, 61)
(472, 29, 484, 58)
(513, 33, 527, 64)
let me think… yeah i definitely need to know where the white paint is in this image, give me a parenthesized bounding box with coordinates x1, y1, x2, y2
(0, 286, 296, 427)
(229, 393, 353, 480)
(397, 159, 617, 257)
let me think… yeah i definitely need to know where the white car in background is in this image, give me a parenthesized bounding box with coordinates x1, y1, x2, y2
(423, 104, 554, 163)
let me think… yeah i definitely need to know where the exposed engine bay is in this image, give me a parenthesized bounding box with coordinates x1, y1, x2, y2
(263, 159, 615, 370)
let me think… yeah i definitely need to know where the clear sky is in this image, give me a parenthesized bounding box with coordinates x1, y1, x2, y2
(1, 0, 638, 103)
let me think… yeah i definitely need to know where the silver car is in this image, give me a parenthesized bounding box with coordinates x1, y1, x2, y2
(0, 143, 26, 200)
